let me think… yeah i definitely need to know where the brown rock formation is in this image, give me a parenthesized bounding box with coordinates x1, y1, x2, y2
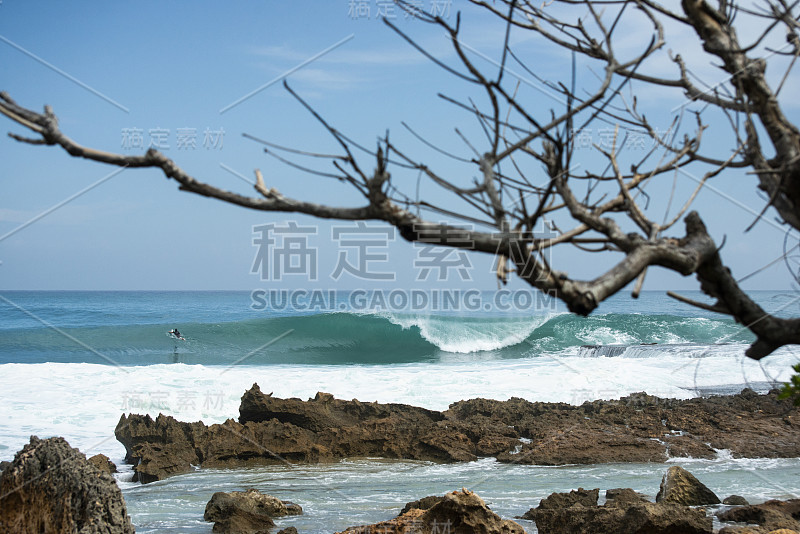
(116, 384, 475, 482)
(604, 488, 650, 506)
(524, 487, 600, 518)
(0, 436, 134, 534)
(525, 486, 711, 534)
(452, 388, 800, 466)
(88, 454, 117, 475)
(724, 495, 751, 506)
(399, 495, 445, 515)
(115, 385, 800, 483)
(717, 499, 800, 533)
(336, 489, 524, 534)
(203, 488, 301, 533)
(656, 465, 721, 506)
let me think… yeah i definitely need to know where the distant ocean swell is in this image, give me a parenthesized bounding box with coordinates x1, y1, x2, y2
(0, 311, 755, 365)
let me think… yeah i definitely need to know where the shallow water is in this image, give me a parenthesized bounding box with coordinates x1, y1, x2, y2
(119, 455, 800, 533)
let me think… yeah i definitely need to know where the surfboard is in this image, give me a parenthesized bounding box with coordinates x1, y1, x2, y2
(167, 331, 186, 341)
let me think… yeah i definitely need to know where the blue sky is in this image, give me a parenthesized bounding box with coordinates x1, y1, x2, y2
(1, 1, 798, 293)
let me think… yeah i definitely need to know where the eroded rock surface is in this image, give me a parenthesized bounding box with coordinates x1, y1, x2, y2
(717, 499, 800, 533)
(656, 465, 721, 506)
(336, 489, 524, 534)
(526, 487, 711, 534)
(724, 495, 750, 506)
(116, 385, 800, 482)
(0, 436, 134, 534)
(88, 454, 117, 475)
(204, 488, 302, 534)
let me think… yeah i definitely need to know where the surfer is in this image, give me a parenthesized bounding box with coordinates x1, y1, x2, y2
(168, 328, 184, 341)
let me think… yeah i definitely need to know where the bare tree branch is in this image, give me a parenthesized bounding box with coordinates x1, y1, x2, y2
(4, 0, 800, 360)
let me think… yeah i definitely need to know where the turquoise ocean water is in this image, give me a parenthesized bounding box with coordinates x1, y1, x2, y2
(1, 290, 799, 532)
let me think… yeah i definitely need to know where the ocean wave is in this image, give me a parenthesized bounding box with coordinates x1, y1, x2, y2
(0, 310, 754, 365)
(383, 313, 552, 353)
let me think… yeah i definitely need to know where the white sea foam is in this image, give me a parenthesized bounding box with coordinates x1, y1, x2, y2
(574, 325, 639, 345)
(0, 347, 793, 468)
(384, 313, 553, 353)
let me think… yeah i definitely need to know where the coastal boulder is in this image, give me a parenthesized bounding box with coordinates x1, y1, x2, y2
(525, 487, 711, 534)
(88, 453, 117, 475)
(656, 466, 721, 506)
(423, 489, 525, 533)
(337, 489, 524, 534)
(115, 412, 204, 483)
(717, 499, 800, 532)
(520, 487, 599, 520)
(400, 495, 445, 514)
(204, 488, 302, 533)
(604, 488, 650, 506)
(723, 495, 750, 506)
(0, 436, 134, 534)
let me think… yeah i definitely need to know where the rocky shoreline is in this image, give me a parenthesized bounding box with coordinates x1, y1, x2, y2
(4, 438, 800, 533)
(3, 387, 800, 532)
(116, 384, 800, 483)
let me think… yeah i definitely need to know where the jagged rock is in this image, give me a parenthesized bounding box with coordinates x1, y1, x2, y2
(525, 487, 710, 534)
(337, 489, 524, 534)
(117, 385, 476, 483)
(88, 453, 117, 475)
(115, 412, 206, 482)
(724, 495, 750, 506)
(717, 499, 800, 532)
(536, 488, 599, 511)
(498, 425, 668, 465)
(454, 389, 800, 464)
(276, 528, 298, 534)
(400, 495, 445, 514)
(116, 386, 800, 482)
(656, 466, 721, 506)
(422, 489, 524, 534)
(239, 384, 444, 430)
(663, 435, 718, 459)
(0, 460, 10, 472)
(605, 488, 650, 505)
(283, 502, 302, 516)
(537, 502, 711, 534)
(336, 508, 426, 534)
(204, 488, 302, 533)
(0, 436, 134, 534)
(520, 488, 598, 521)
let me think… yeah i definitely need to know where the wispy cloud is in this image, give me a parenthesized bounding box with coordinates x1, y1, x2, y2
(289, 67, 365, 90)
(247, 31, 456, 92)
(252, 42, 438, 67)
